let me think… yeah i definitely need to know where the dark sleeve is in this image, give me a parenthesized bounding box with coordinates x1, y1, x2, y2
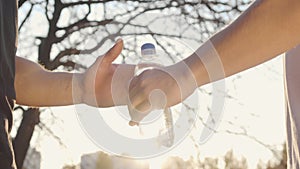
(0, 0, 18, 100)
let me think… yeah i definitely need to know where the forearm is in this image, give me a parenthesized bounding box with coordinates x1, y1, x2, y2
(15, 57, 83, 106)
(182, 0, 300, 86)
(19, 72, 82, 107)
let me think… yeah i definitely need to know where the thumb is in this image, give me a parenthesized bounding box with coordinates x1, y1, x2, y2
(102, 39, 123, 65)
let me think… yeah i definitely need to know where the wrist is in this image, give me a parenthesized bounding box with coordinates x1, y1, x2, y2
(72, 73, 85, 104)
(183, 40, 225, 87)
(183, 53, 209, 87)
(166, 62, 198, 100)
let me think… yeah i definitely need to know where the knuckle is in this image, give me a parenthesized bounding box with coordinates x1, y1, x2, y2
(139, 77, 149, 87)
(140, 88, 148, 98)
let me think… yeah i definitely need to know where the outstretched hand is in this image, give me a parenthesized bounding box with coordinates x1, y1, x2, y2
(79, 39, 135, 107)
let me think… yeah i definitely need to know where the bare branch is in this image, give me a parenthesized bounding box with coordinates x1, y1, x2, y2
(62, 0, 114, 8)
(37, 122, 66, 148)
(18, 0, 27, 8)
(49, 48, 81, 70)
(55, 19, 113, 43)
(19, 3, 34, 31)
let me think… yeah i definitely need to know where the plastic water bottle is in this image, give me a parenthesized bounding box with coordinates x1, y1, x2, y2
(129, 43, 174, 147)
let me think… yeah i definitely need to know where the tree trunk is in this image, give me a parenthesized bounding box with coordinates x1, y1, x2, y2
(13, 108, 40, 169)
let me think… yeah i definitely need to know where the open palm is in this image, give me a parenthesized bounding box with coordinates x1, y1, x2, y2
(80, 39, 135, 107)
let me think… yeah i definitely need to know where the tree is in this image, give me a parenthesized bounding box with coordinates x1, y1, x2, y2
(224, 150, 248, 169)
(257, 143, 287, 169)
(16, 0, 251, 168)
(62, 165, 78, 169)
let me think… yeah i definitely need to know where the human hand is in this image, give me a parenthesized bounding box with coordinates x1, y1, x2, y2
(78, 39, 135, 107)
(128, 62, 197, 126)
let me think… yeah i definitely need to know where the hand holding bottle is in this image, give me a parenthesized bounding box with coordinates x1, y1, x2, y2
(128, 43, 176, 147)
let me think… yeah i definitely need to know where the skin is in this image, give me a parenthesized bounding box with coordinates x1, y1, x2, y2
(128, 0, 300, 125)
(15, 39, 135, 107)
(285, 45, 300, 115)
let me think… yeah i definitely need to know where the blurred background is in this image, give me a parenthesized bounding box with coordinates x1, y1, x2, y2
(15, 0, 286, 168)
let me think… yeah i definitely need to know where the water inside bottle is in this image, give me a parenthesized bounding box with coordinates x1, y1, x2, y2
(128, 43, 175, 147)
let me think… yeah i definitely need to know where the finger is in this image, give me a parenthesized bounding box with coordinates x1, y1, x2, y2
(102, 39, 123, 65)
(129, 121, 139, 126)
(128, 75, 139, 92)
(135, 101, 152, 115)
(128, 102, 151, 126)
(129, 83, 147, 110)
(129, 76, 145, 108)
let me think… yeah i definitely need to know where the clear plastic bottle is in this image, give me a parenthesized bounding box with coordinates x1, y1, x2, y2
(129, 43, 174, 147)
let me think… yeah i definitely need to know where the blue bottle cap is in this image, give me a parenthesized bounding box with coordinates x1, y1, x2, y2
(141, 43, 156, 56)
(141, 43, 155, 50)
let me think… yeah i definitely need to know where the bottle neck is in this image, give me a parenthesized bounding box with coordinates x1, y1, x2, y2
(141, 48, 156, 56)
(140, 54, 157, 62)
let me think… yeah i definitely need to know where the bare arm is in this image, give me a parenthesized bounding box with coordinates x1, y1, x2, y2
(15, 56, 77, 106)
(128, 0, 300, 124)
(185, 0, 300, 86)
(15, 39, 135, 107)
